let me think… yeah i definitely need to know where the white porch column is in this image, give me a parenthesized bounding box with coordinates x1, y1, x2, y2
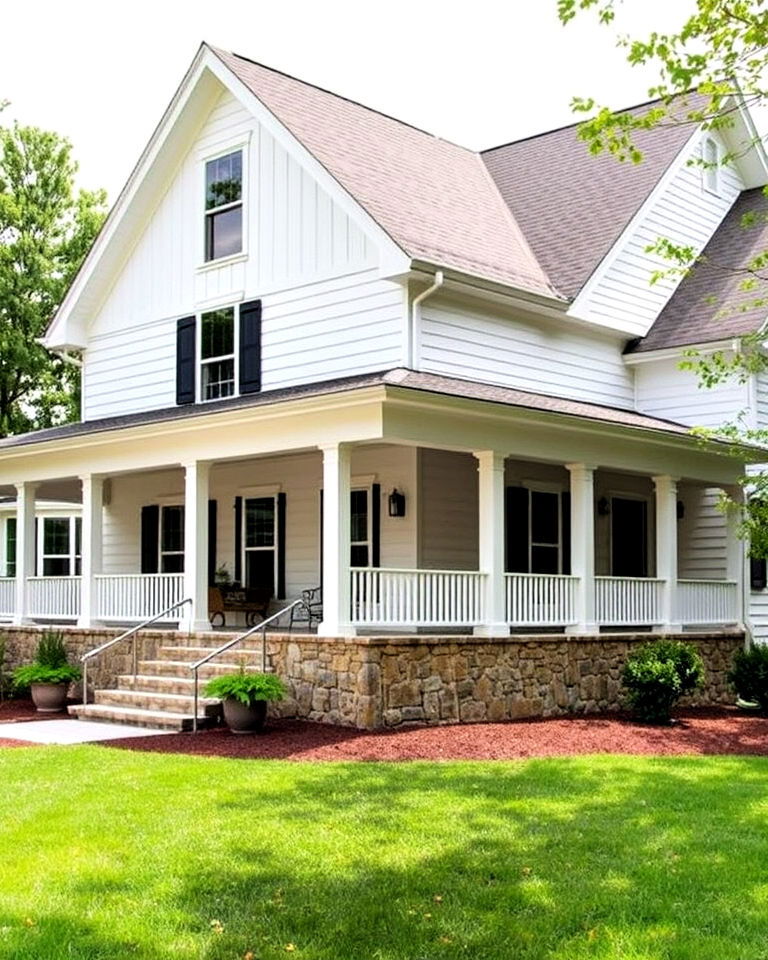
(181, 460, 212, 633)
(653, 474, 682, 632)
(77, 475, 104, 628)
(566, 463, 597, 634)
(473, 450, 509, 637)
(13, 481, 37, 625)
(723, 483, 746, 627)
(318, 442, 355, 637)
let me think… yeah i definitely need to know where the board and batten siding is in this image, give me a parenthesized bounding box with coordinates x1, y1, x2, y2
(82, 87, 399, 420)
(574, 131, 744, 338)
(418, 298, 635, 409)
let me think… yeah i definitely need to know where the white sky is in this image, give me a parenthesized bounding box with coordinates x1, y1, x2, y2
(1, 0, 706, 201)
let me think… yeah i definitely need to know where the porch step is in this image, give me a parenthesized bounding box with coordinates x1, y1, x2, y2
(68, 703, 218, 732)
(93, 688, 223, 717)
(118, 674, 199, 696)
(155, 645, 265, 665)
(137, 659, 248, 679)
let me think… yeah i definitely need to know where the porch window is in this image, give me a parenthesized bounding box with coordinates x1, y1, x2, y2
(506, 487, 570, 575)
(4, 518, 15, 577)
(204, 150, 242, 261)
(200, 307, 235, 401)
(351, 490, 370, 567)
(38, 517, 82, 577)
(160, 505, 185, 573)
(244, 497, 276, 594)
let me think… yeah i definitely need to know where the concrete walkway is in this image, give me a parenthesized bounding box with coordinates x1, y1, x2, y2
(0, 719, 172, 745)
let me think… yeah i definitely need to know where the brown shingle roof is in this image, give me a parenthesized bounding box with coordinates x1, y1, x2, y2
(481, 104, 699, 299)
(212, 47, 558, 298)
(630, 187, 768, 353)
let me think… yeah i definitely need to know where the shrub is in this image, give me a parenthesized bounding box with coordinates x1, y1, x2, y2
(622, 639, 705, 724)
(12, 632, 81, 690)
(728, 645, 768, 713)
(204, 669, 286, 706)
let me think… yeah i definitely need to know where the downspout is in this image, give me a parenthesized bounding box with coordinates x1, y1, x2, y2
(409, 270, 444, 369)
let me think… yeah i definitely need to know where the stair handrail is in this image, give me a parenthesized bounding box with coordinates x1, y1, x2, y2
(189, 598, 303, 733)
(80, 597, 192, 706)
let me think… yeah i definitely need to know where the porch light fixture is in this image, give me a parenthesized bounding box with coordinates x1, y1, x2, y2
(677, 500, 685, 521)
(388, 488, 406, 518)
(597, 496, 611, 516)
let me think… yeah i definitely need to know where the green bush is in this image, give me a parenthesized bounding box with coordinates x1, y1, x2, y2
(12, 631, 81, 690)
(204, 669, 286, 706)
(728, 645, 768, 712)
(622, 639, 705, 724)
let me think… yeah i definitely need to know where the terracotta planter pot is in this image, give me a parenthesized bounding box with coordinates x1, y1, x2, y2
(222, 698, 268, 734)
(30, 683, 69, 713)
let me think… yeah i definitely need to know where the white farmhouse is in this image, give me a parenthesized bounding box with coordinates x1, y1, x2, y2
(2, 45, 766, 727)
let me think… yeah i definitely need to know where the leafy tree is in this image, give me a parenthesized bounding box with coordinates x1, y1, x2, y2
(558, 0, 768, 549)
(0, 116, 106, 435)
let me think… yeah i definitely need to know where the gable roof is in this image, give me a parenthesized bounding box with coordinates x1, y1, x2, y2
(629, 187, 768, 354)
(211, 47, 557, 298)
(481, 103, 699, 300)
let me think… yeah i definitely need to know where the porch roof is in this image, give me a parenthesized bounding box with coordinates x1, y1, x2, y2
(0, 368, 749, 454)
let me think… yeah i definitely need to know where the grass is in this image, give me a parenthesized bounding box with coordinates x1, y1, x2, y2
(0, 748, 767, 959)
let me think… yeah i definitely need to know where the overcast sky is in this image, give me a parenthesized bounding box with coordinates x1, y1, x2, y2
(2, 0, 701, 201)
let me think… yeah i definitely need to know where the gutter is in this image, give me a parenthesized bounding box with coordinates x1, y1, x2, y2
(409, 270, 444, 367)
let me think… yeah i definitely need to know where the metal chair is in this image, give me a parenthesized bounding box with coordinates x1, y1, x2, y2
(289, 587, 323, 630)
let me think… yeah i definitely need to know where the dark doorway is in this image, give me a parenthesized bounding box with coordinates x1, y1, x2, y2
(611, 497, 648, 577)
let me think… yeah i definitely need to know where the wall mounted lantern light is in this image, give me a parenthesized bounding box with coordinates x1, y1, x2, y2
(388, 488, 406, 518)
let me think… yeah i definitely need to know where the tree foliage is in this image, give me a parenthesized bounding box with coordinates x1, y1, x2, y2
(0, 115, 106, 436)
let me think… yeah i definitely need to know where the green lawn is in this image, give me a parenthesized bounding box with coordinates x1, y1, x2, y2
(1, 747, 767, 959)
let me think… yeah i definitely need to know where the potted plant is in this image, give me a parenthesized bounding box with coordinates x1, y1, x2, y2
(12, 631, 82, 713)
(204, 668, 286, 733)
(214, 564, 233, 588)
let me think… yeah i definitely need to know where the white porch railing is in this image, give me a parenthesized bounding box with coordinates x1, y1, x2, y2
(505, 573, 578, 626)
(351, 568, 485, 626)
(0, 577, 15, 618)
(596, 576, 664, 626)
(27, 576, 81, 619)
(676, 579, 740, 624)
(95, 574, 185, 622)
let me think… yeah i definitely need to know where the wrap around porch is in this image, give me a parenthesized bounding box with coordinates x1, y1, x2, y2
(0, 445, 743, 635)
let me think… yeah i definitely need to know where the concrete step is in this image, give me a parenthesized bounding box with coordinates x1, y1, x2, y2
(136, 659, 246, 679)
(94, 688, 222, 717)
(68, 703, 218, 732)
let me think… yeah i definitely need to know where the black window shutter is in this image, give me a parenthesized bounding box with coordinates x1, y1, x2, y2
(176, 316, 196, 405)
(233, 496, 243, 585)
(141, 505, 160, 574)
(561, 491, 571, 576)
(208, 500, 217, 587)
(239, 299, 262, 395)
(751, 557, 767, 591)
(277, 492, 286, 598)
(371, 483, 381, 568)
(505, 487, 529, 573)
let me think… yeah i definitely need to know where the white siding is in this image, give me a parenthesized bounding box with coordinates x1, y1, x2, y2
(677, 486, 728, 580)
(634, 356, 749, 427)
(83, 89, 395, 420)
(754, 370, 768, 428)
(419, 298, 635, 408)
(102, 446, 417, 601)
(576, 131, 744, 338)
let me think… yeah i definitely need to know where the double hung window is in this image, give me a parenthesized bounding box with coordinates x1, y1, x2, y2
(200, 307, 236, 401)
(205, 150, 243, 261)
(244, 497, 276, 593)
(350, 490, 370, 567)
(4, 518, 16, 577)
(38, 517, 82, 577)
(160, 505, 185, 573)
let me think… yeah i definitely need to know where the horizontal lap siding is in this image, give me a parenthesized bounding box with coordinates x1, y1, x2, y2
(677, 487, 728, 581)
(579, 132, 743, 337)
(418, 450, 479, 570)
(419, 300, 634, 408)
(635, 357, 749, 428)
(83, 88, 390, 420)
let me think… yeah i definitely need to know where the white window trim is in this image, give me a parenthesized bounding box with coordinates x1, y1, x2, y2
(351, 484, 373, 568)
(702, 136, 720, 196)
(198, 140, 249, 270)
(242, 494, 278, 590)
(197, 304, 239, 403)
(36, 516, 81, 578)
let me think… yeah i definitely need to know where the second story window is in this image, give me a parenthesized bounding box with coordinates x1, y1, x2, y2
(703, 137, 720, 195)
(205, 150, 242, 261)
(201, 307, 236, 401)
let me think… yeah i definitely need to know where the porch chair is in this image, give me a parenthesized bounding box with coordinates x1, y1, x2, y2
(289, 586, 323, 631)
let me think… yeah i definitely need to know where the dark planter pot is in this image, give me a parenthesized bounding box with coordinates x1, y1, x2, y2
(30, 683, 69, 713)
(222, 697, 268, 734)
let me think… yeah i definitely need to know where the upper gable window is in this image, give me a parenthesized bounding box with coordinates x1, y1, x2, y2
(702, 137, 720, 195)
(205, 150, 243, 261)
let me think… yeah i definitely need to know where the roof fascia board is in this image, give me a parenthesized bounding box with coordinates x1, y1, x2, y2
(724, 90, 768, 188)
(205, 47, 410, 277)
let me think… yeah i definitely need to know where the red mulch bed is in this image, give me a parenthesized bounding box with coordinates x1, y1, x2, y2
(104, 708, 768, 762)
(0, 699, 69, 723)
(0, 737, 35, 748)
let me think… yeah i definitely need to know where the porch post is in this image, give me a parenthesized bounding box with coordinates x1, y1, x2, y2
(181, 460, 212, 633)
(13, 481, 37, 625)
(653, 474, 682, 632)
(318, 442, 355, 637)
(77, 475, 104, 628)
(723, 483, 746, 627)
(473, 450, 509, 636)
(566, 463, 597, 634)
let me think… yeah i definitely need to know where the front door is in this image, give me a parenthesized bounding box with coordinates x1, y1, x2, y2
(611, 497, 648, 577)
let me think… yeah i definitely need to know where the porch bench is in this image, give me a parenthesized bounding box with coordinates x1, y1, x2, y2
(209, 586, 271, 628)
